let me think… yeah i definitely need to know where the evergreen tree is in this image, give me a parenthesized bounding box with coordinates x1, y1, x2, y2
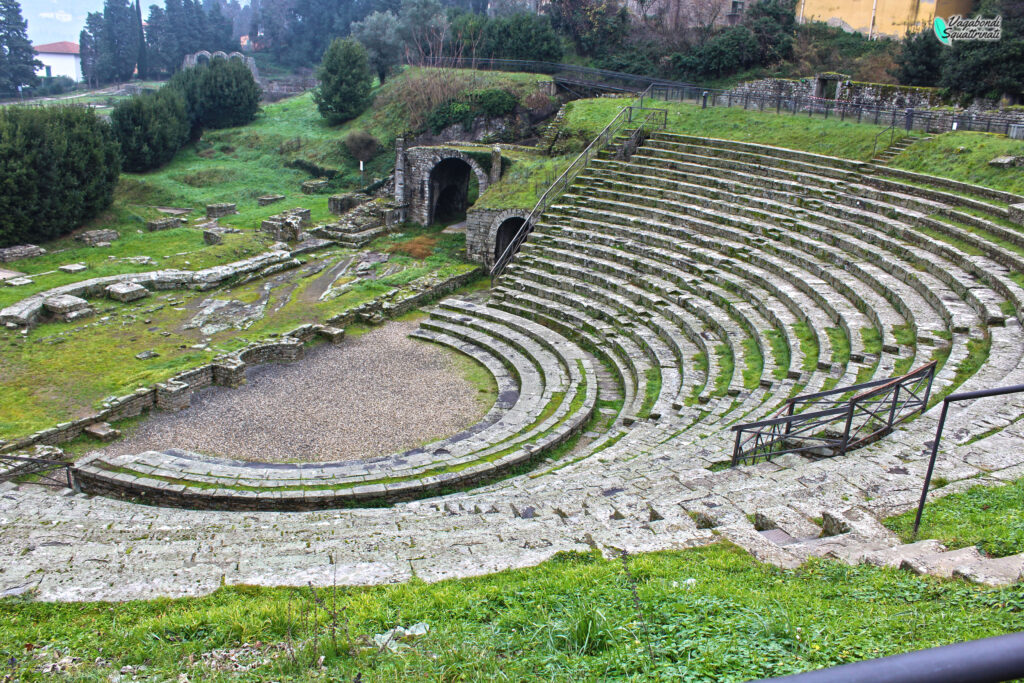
(166, 63, 204, 136)
(351, 10, 401, 83)
(941, 0, 1024, 100)
(135, 0, 148, 78)
(892, 29, 945, 87)
(79, 15, 102, 87)
(143, 4, 174, 75)
(110, 88, 188, 171)
(481, 13, 562, 61)
(207, 1, 235, 51)
(0, 107, 120, 247)
(196, 56, 260, 128)
(0, 0, 42, 93)
(314, 38, 373, 124)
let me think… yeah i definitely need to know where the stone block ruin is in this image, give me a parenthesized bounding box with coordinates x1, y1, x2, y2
(206, 203, 238, 219)
(146, 217, 186, 232)
(76, 229, 120, 247)
(260, 208, 311, 242)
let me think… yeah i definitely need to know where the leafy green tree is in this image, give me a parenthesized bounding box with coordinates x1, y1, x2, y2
(314, 38, 373, 124)
(940, 0, 1024, 100)
(351, 10, 401, 83)
(545, 0, 630, 56)
(196, 56, 261, 128)
(0, 106, 120, 247)
(110, 89, 189, 171)
(671, 25, 759, 79)
(79, 0, 139, 84)
(399, 0, 447, 60)
(892, 29, 945, 87)
(0, 0, 42, 93)
(745, 0, 796, 64)
(481, 13, 562, 61)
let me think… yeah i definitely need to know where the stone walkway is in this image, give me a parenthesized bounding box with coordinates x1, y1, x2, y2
(94, 321, 490, 463)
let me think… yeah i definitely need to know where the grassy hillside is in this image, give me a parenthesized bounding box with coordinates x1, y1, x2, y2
(557, 97, 912, 161)
(890, 133, 1024, 195)
(2, 543, 1020, 681)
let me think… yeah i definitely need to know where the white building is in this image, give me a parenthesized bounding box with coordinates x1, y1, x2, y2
(34, 41, 82, 82)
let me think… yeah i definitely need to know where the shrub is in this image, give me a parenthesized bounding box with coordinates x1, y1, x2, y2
(110, 89, 189, 172)
(344, 130, 380, 163)
(166, 58, 262, 135)
(426, 88, 518, 133)
(195, 57, 262, 129)
(165, 66, 204, 139)
(314, 38, 373, 125)
(0, 106, 120, 247)
(479, 13, 562, 62)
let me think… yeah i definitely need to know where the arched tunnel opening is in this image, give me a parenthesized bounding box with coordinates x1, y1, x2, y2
(430, 158, 479, 225)
(494, 216, 526, 263)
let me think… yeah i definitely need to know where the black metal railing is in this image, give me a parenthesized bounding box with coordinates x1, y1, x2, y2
(416, 56, 694, 94)
(645, 84, 1024, 137)
(751, 631, 1024, 682)
(489, 103, 667, 284)
(912, 382, 1024, 538)
(730, 361, 936, 466)
(871, 115, 898, 158)
(0, 452, 74, 488)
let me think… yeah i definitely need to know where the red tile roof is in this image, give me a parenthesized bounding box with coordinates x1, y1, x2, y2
(34, 41, 80, 55)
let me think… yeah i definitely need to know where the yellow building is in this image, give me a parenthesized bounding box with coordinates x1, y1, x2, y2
(796, 0, 975, 38)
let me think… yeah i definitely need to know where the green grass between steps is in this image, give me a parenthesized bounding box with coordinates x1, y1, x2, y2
(2, 543, 1022, 682)
(741, 337, 763, 390)
(884, 478, 1024, 558)
(860, 328, 882, 355)
(793, 322, 819, 373)
(638, 366, 662, 419)
(764, 329, 790, 381)
(825, 327, 850, 366)
(714, 343, 734, 395)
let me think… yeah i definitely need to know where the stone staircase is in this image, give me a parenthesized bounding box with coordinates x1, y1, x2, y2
(5, 132, 1024, 600)
(871, 135, 930, 164)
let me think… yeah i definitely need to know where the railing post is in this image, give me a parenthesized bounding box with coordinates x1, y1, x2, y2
(702, 91, 708, 109)
(732, 428, 743, 467)
(887, 384, 900, 428)
(839, 401, 856, 456)
(913, 399, 951, 539)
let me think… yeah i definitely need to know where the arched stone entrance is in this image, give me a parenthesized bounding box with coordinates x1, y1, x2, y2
(429, 158, 476, 224)
(493, 216, 526, 262)
(394, 143, 496, 226)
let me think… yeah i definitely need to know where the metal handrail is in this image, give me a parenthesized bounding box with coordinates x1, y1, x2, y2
(912, 382, 1024, 538)
(871, 110, 898, 158)
(731, 362, 936, 466)
(489, 103, 667, 284)
(0, 452, 74, 488)
(752, 631, 1024, 682)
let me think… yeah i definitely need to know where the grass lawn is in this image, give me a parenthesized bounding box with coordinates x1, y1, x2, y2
(1, 543, 1021, 681)
(889, 132, 1024, 195)
(885, 477, 1024, 558)
(557, 97, 913, 161)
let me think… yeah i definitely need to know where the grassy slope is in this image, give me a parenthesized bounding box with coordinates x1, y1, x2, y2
(2, 544, 1021, 681)
(557, 97, 912, 161)
(889, 132, 1024, 195)
(885, 478, 1024, 558)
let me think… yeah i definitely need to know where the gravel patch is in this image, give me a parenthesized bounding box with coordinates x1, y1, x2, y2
(98, 320, 492, 463)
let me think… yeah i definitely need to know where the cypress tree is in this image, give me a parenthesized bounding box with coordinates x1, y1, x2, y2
(0, 0, 42, 93)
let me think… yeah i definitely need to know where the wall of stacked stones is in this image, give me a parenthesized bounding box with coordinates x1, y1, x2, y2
(717, 78, 1024, 132)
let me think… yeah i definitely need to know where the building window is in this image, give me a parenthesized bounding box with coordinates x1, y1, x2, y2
(45, 65, 52, 78)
